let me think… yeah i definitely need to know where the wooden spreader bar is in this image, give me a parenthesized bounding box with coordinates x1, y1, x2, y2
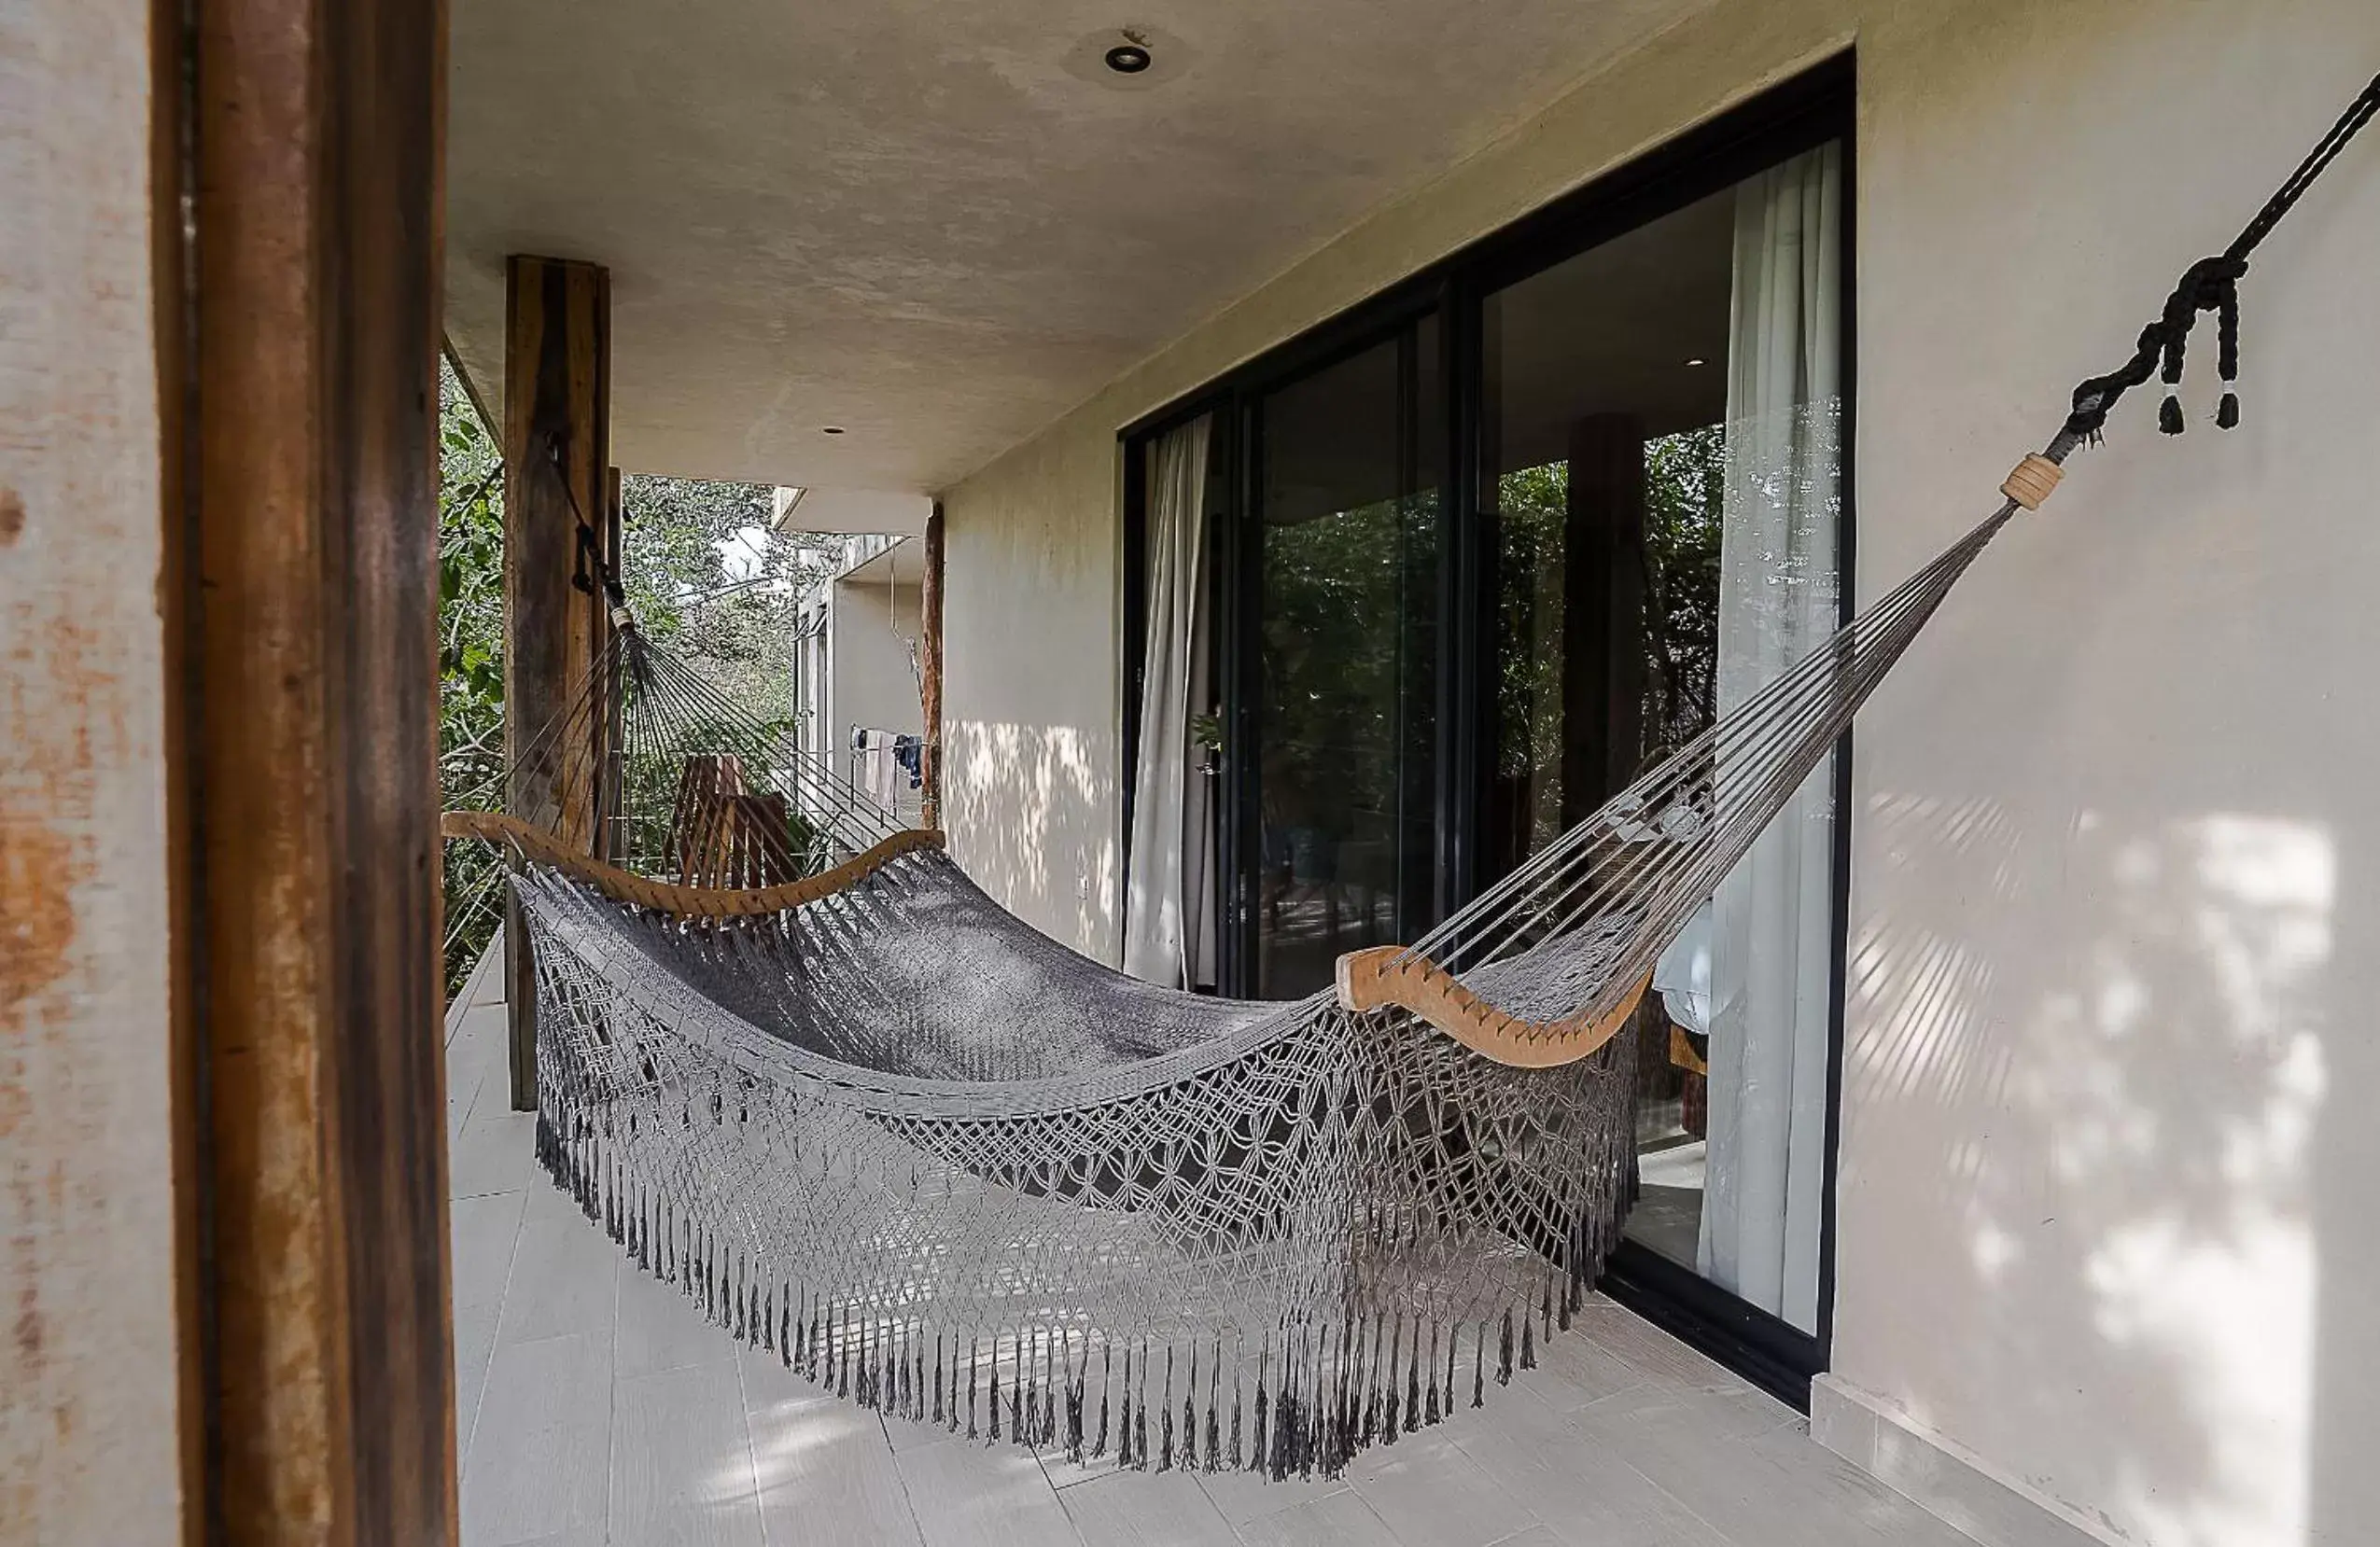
(443, 809, 944, 918)
(1335, 945, 1652, 1068)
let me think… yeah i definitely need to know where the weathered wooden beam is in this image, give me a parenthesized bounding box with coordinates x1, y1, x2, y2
(919, 500, 947, 828)
(181, 0, 455, 1539)
(501, 255, 611, 1109)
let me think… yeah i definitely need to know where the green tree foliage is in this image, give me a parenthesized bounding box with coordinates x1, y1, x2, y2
(1258, 493, 1436, 853)
(614, 475, 834, 727)
(1248, 425, 1727, 896)
(439, 362, 507, 994)
(1493, 426, 1724, 854)
(434, 356, 842, 994)
(1640, 425, 1726, 753)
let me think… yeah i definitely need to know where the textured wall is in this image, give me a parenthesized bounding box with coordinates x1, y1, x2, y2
(937, 1, 2380, 1541)
(1842, 7, 2380, 1544)
(941, 426, 1125, 958)
(0, 0, 186, 1540)
(831, 578, 926, 744)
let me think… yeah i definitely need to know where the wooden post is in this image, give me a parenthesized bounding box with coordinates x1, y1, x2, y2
(178, 0, 455, 1538)
(501, 255, 611, 1108)
(596, 466, 625, 861)
(918, 500, 947, 829)
(1561, 414, 1648, 820)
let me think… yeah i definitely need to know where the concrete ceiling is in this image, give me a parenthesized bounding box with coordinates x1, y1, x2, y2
(445, 0, 1708, 495)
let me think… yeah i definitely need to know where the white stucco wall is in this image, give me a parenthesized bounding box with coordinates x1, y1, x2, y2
(940, 2, 2380, 1541)
(831, 577, 926, 746)
(0, 0, 187, 1540)
(941, 428, 1127, 956)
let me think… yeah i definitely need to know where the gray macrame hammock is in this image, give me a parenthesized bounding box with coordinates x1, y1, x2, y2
(448, 76, 2378, 1481)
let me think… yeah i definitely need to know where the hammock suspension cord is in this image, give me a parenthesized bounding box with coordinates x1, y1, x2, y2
(1356, 66, 2380, 1055)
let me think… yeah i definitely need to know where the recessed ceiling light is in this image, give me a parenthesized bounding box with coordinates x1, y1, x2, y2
(821, 425, 846, 435)
(1104, 32, 1153, 74)
(1684, 357, 1708, 368)
(1067, 25, 1184, 89)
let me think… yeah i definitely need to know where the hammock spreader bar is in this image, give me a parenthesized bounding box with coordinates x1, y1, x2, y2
(443, 808, 944, 917)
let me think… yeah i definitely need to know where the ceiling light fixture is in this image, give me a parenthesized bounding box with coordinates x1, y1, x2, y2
(1684, 356, 1708, 368)
(821, 425, 846, 435)
(1104, 31, 1153, 74)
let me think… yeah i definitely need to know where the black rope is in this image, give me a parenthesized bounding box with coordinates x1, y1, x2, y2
(545, 431, 632, 611)
(2061, 68, 2380, 447)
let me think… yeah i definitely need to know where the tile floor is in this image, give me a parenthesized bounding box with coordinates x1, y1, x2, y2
(446, 939, 1973, 1547)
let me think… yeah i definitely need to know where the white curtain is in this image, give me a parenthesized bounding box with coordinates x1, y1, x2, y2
(1699, 143, 1842, 1335)
(1123, 416, 1214, 987)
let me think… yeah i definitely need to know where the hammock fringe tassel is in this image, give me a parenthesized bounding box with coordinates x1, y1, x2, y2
(531, 1111, 1603, 1478)
(520, 897, 1639, 1480)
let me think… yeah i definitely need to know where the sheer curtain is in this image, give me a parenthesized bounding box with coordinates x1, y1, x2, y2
(1699, 142, 1842, 1334)
(1123, 416, 1214, 987)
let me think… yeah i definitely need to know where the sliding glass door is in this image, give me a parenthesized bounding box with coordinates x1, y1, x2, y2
(1122, 62, 1854, 1400)
(1242, 323, 1442, 998)
(1477, 145, 1844, 1342)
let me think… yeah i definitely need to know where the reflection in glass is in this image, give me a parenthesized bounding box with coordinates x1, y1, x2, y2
(1253, 325, 1440, 998)
(1478, 143, 1842, 1335)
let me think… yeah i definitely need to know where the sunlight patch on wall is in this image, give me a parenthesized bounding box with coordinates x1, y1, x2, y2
(2078, 814, 2330, 1547)
(942, 718, 1119, 960)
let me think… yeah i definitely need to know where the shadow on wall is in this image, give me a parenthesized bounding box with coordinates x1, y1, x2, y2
(1848, 787, 2332, 1547)
(1838, 351, 2380, 1545)
(1828, 3, 2380, 1540)
(940, 717, 1119, 962)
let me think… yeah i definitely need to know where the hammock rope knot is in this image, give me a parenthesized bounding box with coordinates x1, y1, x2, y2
(2064, 68, 2380, 447)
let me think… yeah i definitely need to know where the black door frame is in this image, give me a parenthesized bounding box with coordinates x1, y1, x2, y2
(1121, 53, 1855, 1406)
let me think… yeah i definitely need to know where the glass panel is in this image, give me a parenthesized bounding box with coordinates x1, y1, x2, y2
(1252, 323, 1440, 998)
(1479, 143, 1842, 1334)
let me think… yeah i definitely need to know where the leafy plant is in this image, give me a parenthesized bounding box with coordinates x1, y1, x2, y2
(434, 357, 847, 995)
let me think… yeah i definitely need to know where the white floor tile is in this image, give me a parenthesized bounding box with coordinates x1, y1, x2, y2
(1058, 1470, 1239, 1547)
(1193, 1467, 1349, 1531)
(744, 1353, 921, 1547)
(462, 1331, 614, 1547)
(1231, 1488, 1401, 1547)
(452, 1107, 540, 1199)
(896, 1433, 1083, 1547)
(1448, 1382, 1729, 1547)
(617, 1253, 741, 1381)
(1343, 1428, 1537, 1547)
(497, 1211, 622, 1348)
(611, 1359, 765, 1547)
(455, 1300, 502, 1465)
(1567, 1385, 1961, 1547)
(451, 1189, 528, 1314)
